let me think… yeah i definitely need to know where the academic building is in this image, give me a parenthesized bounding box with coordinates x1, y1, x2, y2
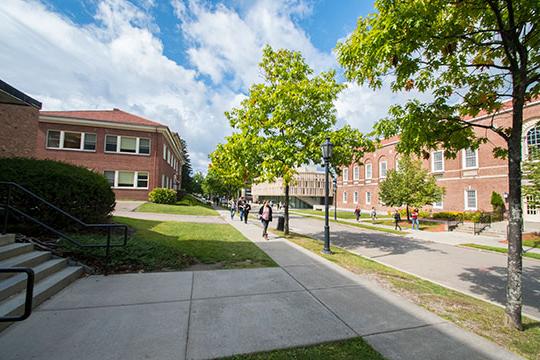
(336, 100, 540, 222)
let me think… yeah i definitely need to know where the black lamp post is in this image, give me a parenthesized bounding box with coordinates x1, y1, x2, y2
(321, 137, 334, 254)
(333, 176, 337, 221)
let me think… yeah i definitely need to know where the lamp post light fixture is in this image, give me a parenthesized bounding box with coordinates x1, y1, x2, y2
(333, 176, 337, 221)
(321, 137, 334, 254)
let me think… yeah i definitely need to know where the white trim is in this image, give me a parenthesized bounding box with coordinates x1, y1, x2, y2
(353, 166, 359, 181)
(431, 150, 445, 173)
(105, 170, 149, 190)
(433, 199, 444, 209)
(464, 189, 477, 210)
(437, 174, 508, 181)
(462, 148, 479, 169)
(46, 129, 96, 152)
(343, 168, 349, 184)
(366, 191, 372, 204)
(353, 191, 358, 204)
(379, 160, 387, 179)
(104, 134, 151, 156)
(365, 163, 372, 179)
(342, 191, 348, 203)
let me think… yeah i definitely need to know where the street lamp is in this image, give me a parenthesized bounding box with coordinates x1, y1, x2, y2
(333, 176, 337, 221)
(321, 137, 334, 254)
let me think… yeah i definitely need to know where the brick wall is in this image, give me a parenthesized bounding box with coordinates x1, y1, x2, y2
(0, 104, 39, 158)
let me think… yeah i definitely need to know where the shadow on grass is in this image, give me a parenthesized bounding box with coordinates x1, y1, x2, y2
(60, 217, 277, 274)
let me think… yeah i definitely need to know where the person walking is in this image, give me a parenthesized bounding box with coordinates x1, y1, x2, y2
(354, 205, 361, 222)
(238, 197, 246, 222)
(371, 207, 377, 223)
(393, 209, 402, 231)
(259, 200, 273, 240)
(229, 199, 237, 220)
(244, 202, 251, 224)
(411, 208, 419, 230)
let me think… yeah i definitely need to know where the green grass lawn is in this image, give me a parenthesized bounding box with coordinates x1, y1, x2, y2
(135, 197, 218, 216)
(60, 216, 276, 273)
(226, 338, 385, 360)
(523, 238, 540, 248)
(292, 209, 390, 219)
(462, 244, 540, 260)
(272, 231, 540, 360)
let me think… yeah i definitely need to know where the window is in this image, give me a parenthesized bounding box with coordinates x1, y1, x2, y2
(366, 192, 372, 204)
(432, 151, 444, 172)
(162, 174, 166, 188)
(46, 130, 96, 151)
(353, 166, 359, 180)
(104, 171, 149, 189)
(433, 198, 443, 209)
(163, 144, 167, 160)
(463, 148, 478, 169)
(105, 135, 151, 155)
(465, 189, 477, 210)
(343, 168, 349, 183)
(526, 126, 540, 159)
(395, 157, 400, 171)
(365, 163, 372, 179)
(353, 191, 358, 204)
(343, 191, 348, 203)
(379, 161, 387, 178)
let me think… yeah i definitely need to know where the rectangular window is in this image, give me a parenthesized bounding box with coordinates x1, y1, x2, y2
(47, 130, 61, 148)
(365, 164, 372, 179)
(343, 191, 348, 203)
(432, 151, 444, 172)
(379, 161, 387, 178)
(104, 171, 115, 187)
(139, 138, 150, 154)
(117, 171, 135, 187)
(83, 133, 97, 151)
(343, 168, 349, 183)
(163, 144, 167, 160)
(162, 174, 166, 188)
(46, 130, 96, 151)
(353, 166, 359, 180)
(105, 135, 118, 152)
(137, 172, 149, 188)
(366, 192, 372, 204)
(465, 190, 477, 210)
(463, 148, 478, 169)
(120, 137, 137, 153)
(433, 199, 443, 209)
(353, 191, 358, 203)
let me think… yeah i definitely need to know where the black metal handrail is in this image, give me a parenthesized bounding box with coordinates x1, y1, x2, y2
(473, 213, 492, 235)
(0, 268, 34, 322)
(0, 181, 128, 273)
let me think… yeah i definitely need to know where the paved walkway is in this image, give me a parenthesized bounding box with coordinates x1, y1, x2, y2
(0, 210, 523, 359)
(285, 213, 540, 320)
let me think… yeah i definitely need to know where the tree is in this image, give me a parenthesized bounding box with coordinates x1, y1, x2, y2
(191, 171, 204, 194)
(522, 156, 540, 209)
(202, 168, 241, 199)
(337, 0, 539, 329)
(225, 45, 370, 235)
(379, 156, 445, 220)
(180, 139, 194, 192)
(491, 191, 506, 220)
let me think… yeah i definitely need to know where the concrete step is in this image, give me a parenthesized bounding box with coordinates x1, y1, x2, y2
(0, 266, 83, 332)
(0, 258, 67, 302)
(0, 234, 15, 246)
(0, 251, 51, 280)
(0, 243, 33, 261)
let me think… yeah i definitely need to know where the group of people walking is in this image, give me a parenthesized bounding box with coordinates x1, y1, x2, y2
(229, 197, 273, 240)
(354, 205, 420, 231)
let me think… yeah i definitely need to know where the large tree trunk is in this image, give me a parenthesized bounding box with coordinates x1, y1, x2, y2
(506, 92, 525, 330)
(284, 184, 290, 235)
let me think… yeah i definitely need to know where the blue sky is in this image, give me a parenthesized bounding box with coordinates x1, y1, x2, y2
(0, 0, 420, 171)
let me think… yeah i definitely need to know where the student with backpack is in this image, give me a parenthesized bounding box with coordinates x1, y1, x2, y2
(393, 209, 402, 231)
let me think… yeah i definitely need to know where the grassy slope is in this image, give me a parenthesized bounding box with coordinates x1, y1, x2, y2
(135, 195, 218, 216)
(227, 338, 385, 360)
(62, 216, 276, 272)
(273, 231, 540, 360)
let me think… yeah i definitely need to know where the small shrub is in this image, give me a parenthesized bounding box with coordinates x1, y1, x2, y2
(0, 157, 115, 231)
(148, 188, 177, 204)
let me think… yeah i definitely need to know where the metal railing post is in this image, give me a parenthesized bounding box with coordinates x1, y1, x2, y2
(2, 185, 11, 234)
(105, 227, 112, 276)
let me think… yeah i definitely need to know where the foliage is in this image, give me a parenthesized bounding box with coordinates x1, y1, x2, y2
(379, 156, 445, 212)
(522, 159, 540, 208)
(180, 138, 194, 192)
(148, 188, 177, 204)
(0, 157, 115, 231)
(220, 45, 371, 234)
(337, 0, 539, 329)
(202, 167, 242, 197)
(191, 171, 204, 194)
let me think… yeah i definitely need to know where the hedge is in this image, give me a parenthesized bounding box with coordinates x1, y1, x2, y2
(148, 188, 177, 204)
(0, 158, 115, 231)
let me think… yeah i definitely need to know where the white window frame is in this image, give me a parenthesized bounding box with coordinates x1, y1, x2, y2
(163, 144, 167, 160)
(343, 191, 348, 203)
(365, 163, 372, 179)
(379, 160, 387, 179)
(353, 191, 358, 204)
(46, 130, 96, 152)
(464, 189, 477, 210)
(104, 135, 151, 156)
(431, 150, 445, 172)
(462, 148, 479, 169)
(433, 199, 444, 209)
(395, 157, 400, 172)
(105, 170, 149, 190)
(353, 166, 359, 181)
(366, 191, 372, 204)
(343, 168, 349, 184)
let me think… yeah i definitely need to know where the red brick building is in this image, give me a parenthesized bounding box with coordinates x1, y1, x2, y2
(0, 79, 42, 158)
(37, 109, 184, 201)
(337, 100, 540, 222)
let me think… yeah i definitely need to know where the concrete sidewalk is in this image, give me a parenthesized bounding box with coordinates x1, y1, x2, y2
(0, 212, 522, 359)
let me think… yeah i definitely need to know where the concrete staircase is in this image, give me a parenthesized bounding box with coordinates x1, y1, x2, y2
(0, 233, 82, 331)
(452, 222, 506, 238)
